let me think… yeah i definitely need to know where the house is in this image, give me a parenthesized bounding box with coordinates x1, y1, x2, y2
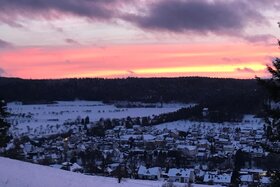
(202, 108, 209, 117)
(223, 145, 235, 152)
(167, 168, 195, 183)
(240, 168, 267, 184)
(70, 163, 83, 173)
(240, 168, 267, 176)
(260, 177, 271, 187)
(203, 172, 232, 185)
(107, 163, 120, 174)
(240, 174, 253, 185)
(197, 152, 207, 160)
(138, 166, 161, 180)
(177, 145, 197, 157)
(197, 140, 210, 149)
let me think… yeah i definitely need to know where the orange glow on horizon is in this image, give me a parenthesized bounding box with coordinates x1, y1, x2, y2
(134, 64, 266, 74)
(0, 43, 278, 79)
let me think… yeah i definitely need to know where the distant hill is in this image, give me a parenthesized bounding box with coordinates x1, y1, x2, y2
(0, 77, 267, 114)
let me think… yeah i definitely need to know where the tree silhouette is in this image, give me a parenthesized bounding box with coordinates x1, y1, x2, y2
(257, 47, 280, 141)
(0, 100, 11, 149)
(257, 23, 280, 186)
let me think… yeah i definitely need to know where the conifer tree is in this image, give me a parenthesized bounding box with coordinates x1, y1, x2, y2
(257, 24, 280, 186)
(0, 100, 10, 148)
(257, 22, 280, 141)
(257, 50, 280, 141)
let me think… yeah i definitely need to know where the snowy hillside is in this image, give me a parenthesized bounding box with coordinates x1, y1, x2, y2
(0, 157, 164, 187)
(0, 157, 221, 187)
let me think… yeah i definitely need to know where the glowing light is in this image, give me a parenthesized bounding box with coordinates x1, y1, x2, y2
(134, 63, 266, 74)
(67, 70, 129, 78)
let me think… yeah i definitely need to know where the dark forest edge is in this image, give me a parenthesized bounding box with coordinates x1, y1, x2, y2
(0, 76, 267, 117)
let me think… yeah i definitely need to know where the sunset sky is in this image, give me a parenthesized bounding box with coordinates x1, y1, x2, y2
(0, 0, 280, 79)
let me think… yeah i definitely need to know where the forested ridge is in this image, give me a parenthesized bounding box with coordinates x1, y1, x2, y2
(0, 77, 266, 115)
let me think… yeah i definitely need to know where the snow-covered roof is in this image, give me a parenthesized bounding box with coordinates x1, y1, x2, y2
(203, 172, 232, 184)
(260, 177, 271, 184)
(49, 164, 63, 169)
(240, 174, 253, 182)
(177, 145, 197, 151)
(143, 134, 155, 141)
(167, 168, 193, 178)
(197, 152, 206, 157)
(120, 134, 138, 141)
(240, 168, 266, 174)
(138, 166, 161, 176)
(70, 163, 82, 172)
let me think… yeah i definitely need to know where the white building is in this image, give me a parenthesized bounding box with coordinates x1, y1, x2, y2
(203, 172, 232, 185)
(138, 166, 161, 180)
(167, 168, 195, 183)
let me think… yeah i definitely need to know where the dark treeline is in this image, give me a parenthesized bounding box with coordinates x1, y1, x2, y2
(0, 77, 266, 115)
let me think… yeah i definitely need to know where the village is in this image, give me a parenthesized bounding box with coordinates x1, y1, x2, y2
(4, 101, 277, 186)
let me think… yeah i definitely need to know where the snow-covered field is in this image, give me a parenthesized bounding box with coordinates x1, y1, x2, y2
(154, 115, 263, 132)
(0, 157, 220, 187)
(7, 101, 189, 137)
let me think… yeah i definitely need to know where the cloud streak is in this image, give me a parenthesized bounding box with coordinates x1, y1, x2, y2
(0, 0, 122, 27)
(125, 0, 266, 35)
(65, 38, 80, 45)
(0, 39, 12, 49)
(0, 0, 269, 37)
(236, 67, 255, 73)
(0, 67, 5, 76)
(243, 34, 276, 44)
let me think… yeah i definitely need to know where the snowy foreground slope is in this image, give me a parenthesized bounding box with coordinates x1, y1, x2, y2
(0, 157, 163, 187)
(0, 157, 219, 187)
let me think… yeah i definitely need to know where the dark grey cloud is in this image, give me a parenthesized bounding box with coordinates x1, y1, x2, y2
(125, 0, 266, 35)
(0, 0, 272, 38)
(0, 39, 12, 48)
(127, 70, 135, 74)
(65, 38, 80, 45)
(244, 34, 275, 44)
(0, 0, 121, 26)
